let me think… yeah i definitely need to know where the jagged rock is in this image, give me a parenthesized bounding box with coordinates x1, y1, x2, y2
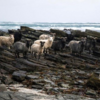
(12, 70, 27, 82)
(16, 58, 46, 71)
(20, 26, 36, 32)
(0, 62, 17, 73)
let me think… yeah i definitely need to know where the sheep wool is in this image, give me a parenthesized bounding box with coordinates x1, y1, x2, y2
(0, 34, 14, 49)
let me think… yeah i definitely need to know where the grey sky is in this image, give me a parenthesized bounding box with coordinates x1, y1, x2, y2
(0, 0, 100, 23)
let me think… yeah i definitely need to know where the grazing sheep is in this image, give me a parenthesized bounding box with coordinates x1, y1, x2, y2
(68, 40, 85, 55)
(85, 36, 97, 54)
(13, 40, 30, 58)
(51, 37, 67, 54)
(34, 36, 54, 54)
(31, 41, 45, 60)
(0, 34, 14, 49)
(39, 33, 56, 40)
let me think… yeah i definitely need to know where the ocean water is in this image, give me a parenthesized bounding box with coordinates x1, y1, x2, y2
(0, 22, 100, 32)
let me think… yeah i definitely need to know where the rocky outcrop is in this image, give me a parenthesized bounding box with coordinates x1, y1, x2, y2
(0, 27, 100, 99)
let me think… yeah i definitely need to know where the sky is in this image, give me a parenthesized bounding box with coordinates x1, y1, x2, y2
(0, 0, 100, 23)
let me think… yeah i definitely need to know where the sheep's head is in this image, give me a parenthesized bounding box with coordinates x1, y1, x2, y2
(40, 41, 45, 47)
(49, 37, 53, 42)
(10, 34, 14, 39)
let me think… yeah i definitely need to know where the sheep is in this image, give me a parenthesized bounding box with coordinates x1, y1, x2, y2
(13, 40, 30, 58)
(39, 33, 56, 40)
(14, 31, 22, 43)
(84, 36, 97, 54)
(8, 30, 22, 43)
(31, 41, 45, 60)
(68, 40, 85, 55)
(0, 34, 14, 49)
(51, 37, 67, 54)
(34, 36, 54, 54)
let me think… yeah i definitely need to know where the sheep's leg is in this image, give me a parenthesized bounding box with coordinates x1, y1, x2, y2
(34, 53, 36, 58)
(17, 52, 19, 58)
(15, 52, 18, 58)
(54, 50, 57, 55)
(38, 53, 41, 60)
(45, 49, 48, 54)
(23, 52, 27, 59)
(43, 48, 46, 53)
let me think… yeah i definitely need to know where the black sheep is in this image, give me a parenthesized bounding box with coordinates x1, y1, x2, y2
(8, 30, 22, 43)
(51, 37, 67, 54)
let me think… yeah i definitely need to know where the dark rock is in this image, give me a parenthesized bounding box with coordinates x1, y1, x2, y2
(12, 70, 27, 82)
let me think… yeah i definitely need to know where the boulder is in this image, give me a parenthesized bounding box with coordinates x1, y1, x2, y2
(12, 70, 27, 82)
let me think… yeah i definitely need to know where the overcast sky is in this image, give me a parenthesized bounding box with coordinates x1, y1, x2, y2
(0, 0, 100, 23)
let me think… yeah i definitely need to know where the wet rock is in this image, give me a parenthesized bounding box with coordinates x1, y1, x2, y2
(60, 83, 70, 88)
(0, 84, 7, 92)
(86, 89, 97, 96)
(26, 75, 39, 79)
(44, 79, 55, 86)
(0, 62, 17, 73)
(32, 85, 43, 89)
(20, 26, 36, 32)
(16, 58, 46, 71)
(12, 70, 27, 82)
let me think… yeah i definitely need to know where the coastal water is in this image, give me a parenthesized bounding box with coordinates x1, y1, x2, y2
(0, 22, 100, 32)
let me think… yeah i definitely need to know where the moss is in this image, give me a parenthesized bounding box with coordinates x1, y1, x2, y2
(50, 29, 66, 37)
(86, 74, 100, 90)
(20, 26, 36, 32)
(85, 29, 100, 38)
(72, 30, 87, 37)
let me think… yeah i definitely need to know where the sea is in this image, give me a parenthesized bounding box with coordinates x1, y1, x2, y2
(0, 22, 100, 32)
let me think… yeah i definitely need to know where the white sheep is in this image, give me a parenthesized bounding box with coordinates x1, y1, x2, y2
(31, 41, 45, 60)
(0, 34, 14, 49)
(39, 33, 56, 40)
(34, 37, 53, 54)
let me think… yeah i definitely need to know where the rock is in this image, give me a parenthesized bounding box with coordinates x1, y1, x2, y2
(0, 62, 17, 73)
(86, 89, 97, 96)
(1, 75, 13, 85)
(50, 29, 66, 37)
(26, 75, 39, 79)
(32, 85, 43, 89)
(12, 70, 27, 82)
(20, 26, 36, 32)
(0, 84, 7, 92)
(60, 83, 70, 88)
(16, 58, 46, 71)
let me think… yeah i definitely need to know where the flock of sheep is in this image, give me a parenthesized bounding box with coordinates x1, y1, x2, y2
(0, 31, 97, 60)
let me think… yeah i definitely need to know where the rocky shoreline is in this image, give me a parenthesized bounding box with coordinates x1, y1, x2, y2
(0, 26, 100, 100)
